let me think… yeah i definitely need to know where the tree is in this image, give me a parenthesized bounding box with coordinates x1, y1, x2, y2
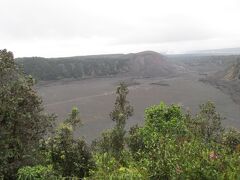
(44, 107, 94, 178)
(0, 49, 55, 179)
(110, 82, 133, 129)
(92, 82, 133, 160)
(109, 83, 134, 158)
(64, 106, 82, 128)
(193, 101, 224, 142)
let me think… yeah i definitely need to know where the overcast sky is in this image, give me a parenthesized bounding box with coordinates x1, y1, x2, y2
(1, 0, 240, 57)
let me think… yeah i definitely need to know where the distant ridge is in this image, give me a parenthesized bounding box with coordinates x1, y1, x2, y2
(16, 51, 180, 81)
(187, 47, 240, 55)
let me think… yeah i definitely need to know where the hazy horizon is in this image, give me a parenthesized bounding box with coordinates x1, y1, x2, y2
(1, 0, 240, 58)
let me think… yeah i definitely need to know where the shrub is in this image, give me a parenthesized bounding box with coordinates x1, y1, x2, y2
(17, 165, 57, 180)
(223, 128, 240, 152)
(42, 108, 95, 178)
(88, 152, 148, 180)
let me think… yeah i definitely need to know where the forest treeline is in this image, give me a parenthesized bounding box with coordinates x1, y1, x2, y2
(17, 53, 240, 82)
(16, 55, 130, 81)
(1, 49, 240, 179)
(15, 51, 173, 81)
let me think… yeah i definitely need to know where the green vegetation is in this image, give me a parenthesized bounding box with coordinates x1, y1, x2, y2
(1, 49, 240, 179)
(17, 165, 56, 179)
(42, 108, 94, 178)
(16, 55, 129, 81)
(16, 51, 174, 81)
(0, 49, 55, 179)
(92, 82, 133, 161)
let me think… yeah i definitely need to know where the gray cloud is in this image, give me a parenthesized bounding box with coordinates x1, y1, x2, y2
(1, 0, 240, 57)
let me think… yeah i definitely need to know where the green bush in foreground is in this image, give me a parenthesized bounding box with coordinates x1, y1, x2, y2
(17, 165, 57, 180)
(89, 102, 240, 179)
(88, 152, 148, 180)
(40, 108, 94, 179)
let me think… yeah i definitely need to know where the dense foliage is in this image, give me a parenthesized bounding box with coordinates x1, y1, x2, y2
(0, 49, 55, 179)
(42, 108, 94, 178)
(89, 102, 240, 179)
(1, 49, 240, 179)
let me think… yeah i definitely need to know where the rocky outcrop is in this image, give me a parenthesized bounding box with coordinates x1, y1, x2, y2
(224, 59, 240, 81)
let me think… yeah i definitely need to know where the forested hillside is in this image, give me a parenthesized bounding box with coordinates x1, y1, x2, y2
(16, 51, 179, 81)
(16, 55, 129, 80)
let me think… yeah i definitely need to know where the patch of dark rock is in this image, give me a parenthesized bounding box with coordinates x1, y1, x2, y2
(151, 82, 170, 86)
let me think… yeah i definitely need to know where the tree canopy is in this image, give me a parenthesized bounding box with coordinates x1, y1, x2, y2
(0, 49, 55, 179)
